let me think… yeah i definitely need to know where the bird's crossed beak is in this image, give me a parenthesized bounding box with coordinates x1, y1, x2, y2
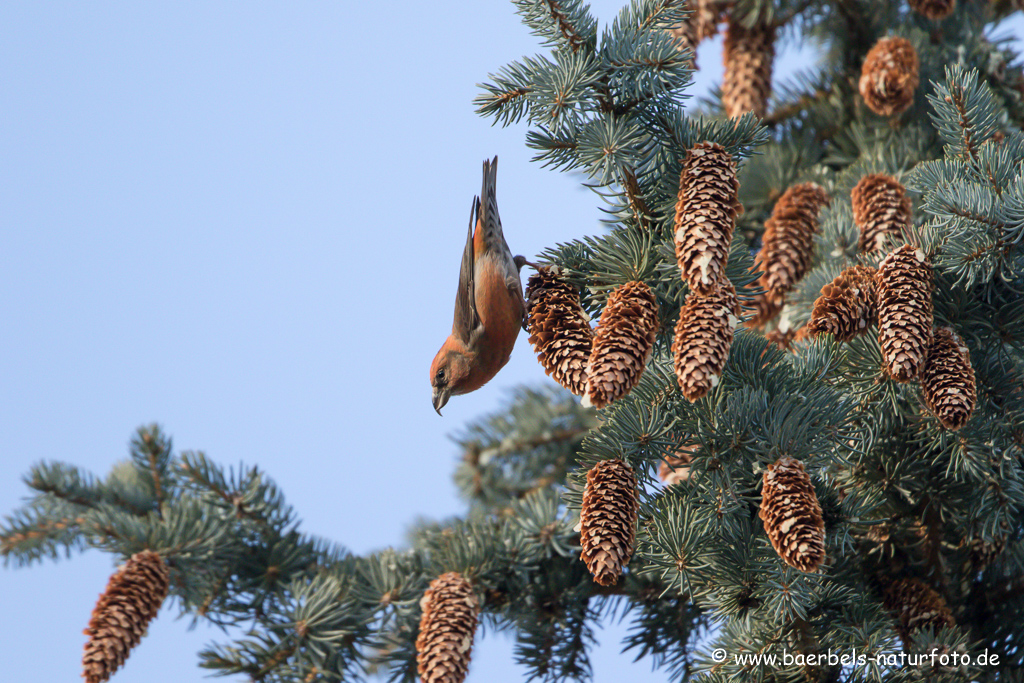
(432, 386, 451, 415)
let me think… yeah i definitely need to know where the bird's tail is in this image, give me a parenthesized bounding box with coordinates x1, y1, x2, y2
(474, 156, 507, 252)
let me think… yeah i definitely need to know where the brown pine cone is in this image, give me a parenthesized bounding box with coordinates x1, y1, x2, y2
(525, 267, 594, 396)
(674, 142, 741, 295)
(969, 534, 1006, 572)
(722, 18, 775, 118)
(859, 36, 919, 117)
(852, 174, 913, 253)
(83, 550, 170, 683)
(693, 0, 725, 41)
(920, 327, 976, 430)
(586, 281, 659, 409)
(579, 459, 638, 586)
(754, 182, 831, 311)
(807, 265, 879, 342)
(672, 281, 739, 402)
(883, 577, 955, 645)
(909, 0, 956, 20)
(667, 0, 726, 67)
(416, 572, 480, 683)
(877, 245, 934, 382)
(658, 445, 696, 485)
(759, 457, 826, 572)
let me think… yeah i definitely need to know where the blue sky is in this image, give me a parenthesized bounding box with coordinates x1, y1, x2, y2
(2, 3, 1020, 682)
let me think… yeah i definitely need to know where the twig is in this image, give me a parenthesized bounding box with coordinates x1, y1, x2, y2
(622, 167, 653, 231)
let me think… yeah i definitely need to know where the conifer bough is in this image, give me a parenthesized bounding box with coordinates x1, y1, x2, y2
(525, 267, 593, 396)
(7, 1, 1024, 680)
(585, 280, 658, 409)
(579, 458, 638, 586)
(877, 244, 934, 382)
(416, 572, 480, 683)
(759, 457, 826, 573)
(859, 36, 920, 116)
(82, 550, 169, 683)
(851, 173, 913, 253)
(674, 141, 741, 296)
(658, 445, 695, 486)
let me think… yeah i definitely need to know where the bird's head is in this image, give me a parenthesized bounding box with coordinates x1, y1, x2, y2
(430, 339, 472, 415)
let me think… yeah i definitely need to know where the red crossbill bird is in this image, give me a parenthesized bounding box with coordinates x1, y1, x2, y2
(430, 157, 530, 414)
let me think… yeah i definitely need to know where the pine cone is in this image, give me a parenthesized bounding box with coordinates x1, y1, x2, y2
(807, 265, 879, 342)
(579, 459, 638, 586)
(667, 0, 726, 67)
(859, 36, 919, 117)
(82, 550, 170, 683)
(760, 457, 826, 572)
(674, 142, 741, 295)
(920, 327, 976, 430)
(586, 281, 659, 409)
(969, 535, 1006, 571)
(877, 245, 934, 382)
(525, 267, 594, 396)
(658, 445, 696, 486)
(416, 572, 480, 683)
(883, 577, 955, 645)
(851, 174, 913, 253)
(754, 183, 831, 311)
(909, 0, 956, 20)
(693, 0, 725, 41)
(672, 281, 739, 402)
(722, 18, 775, 118)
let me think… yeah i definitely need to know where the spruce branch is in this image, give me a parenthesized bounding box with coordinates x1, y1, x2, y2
(928, 64, 1004, 163)
(763, 86, 834, 127)
(513, 0, 598, 54)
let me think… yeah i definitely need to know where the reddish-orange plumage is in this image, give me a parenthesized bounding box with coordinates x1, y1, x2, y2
(430, 158, 528, 413)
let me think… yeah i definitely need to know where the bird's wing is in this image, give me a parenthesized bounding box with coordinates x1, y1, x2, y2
(453, 197, 483, 343)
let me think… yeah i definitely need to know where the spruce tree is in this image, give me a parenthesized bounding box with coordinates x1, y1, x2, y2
(4, 1, 1024, 681)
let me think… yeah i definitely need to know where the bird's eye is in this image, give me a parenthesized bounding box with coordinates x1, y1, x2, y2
(435, 368, 446, 383)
